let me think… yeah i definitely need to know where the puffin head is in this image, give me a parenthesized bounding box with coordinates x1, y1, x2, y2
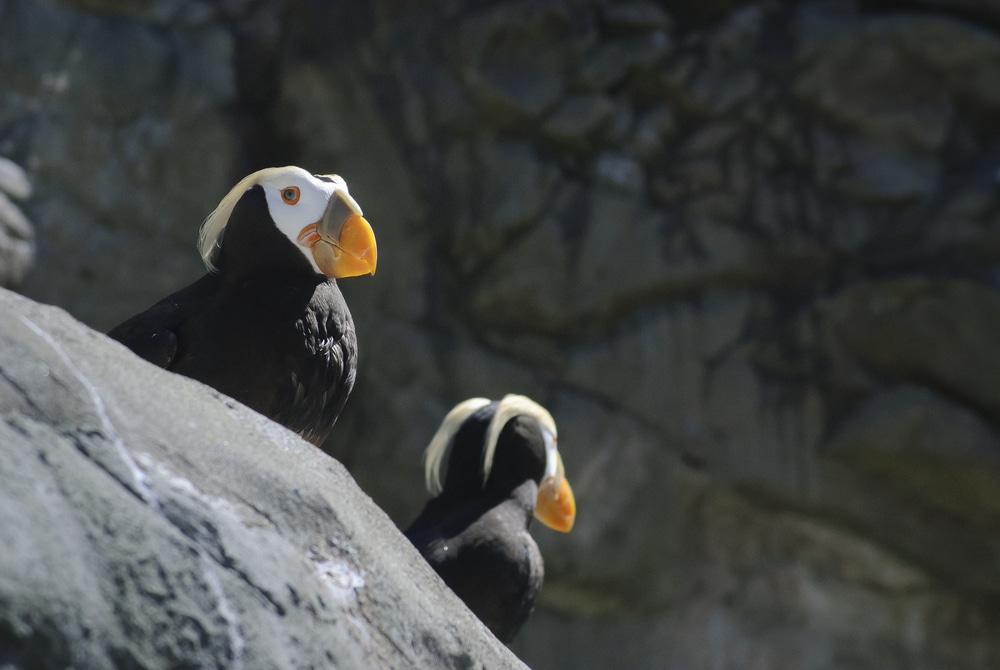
(422, 395, 576, 532)
(198, 166, 377, 278)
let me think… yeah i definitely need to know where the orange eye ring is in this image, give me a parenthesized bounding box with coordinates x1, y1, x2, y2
(281, 186, 301, 205)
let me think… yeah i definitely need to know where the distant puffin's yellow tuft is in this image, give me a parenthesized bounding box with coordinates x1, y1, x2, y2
(197, 166, 304, 273)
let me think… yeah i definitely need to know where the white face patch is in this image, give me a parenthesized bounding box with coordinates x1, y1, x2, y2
(258, 168, 355, 275)
(198, 167, 364, 273)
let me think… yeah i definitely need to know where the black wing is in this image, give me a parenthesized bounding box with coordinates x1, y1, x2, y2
(107, 274, 216, 369)
(406, 499, 543, 644)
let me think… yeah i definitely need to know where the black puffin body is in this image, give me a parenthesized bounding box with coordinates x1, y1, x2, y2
(109, 166, 377, 445)
(405, 395, 576, 643)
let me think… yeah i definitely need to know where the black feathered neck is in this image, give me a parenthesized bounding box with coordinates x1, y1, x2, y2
(214, 184, 319, 284)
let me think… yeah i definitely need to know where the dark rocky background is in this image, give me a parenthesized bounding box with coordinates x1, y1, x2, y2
(3, 0, 1000, 667)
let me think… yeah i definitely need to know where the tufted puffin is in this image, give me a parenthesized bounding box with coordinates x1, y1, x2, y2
(404, 394, 576, 643)
(108, 166, 377, 445)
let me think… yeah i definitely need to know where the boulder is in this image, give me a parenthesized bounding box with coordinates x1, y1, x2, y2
(0, 288, 524, 670)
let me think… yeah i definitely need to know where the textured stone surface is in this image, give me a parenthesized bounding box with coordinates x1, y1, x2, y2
(5, 0, 1000, 667)
(0, 287, 524, 669)
(821, 278, 1000, 419)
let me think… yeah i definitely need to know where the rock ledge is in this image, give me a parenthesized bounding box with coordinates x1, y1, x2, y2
(0, 287, 524, 670)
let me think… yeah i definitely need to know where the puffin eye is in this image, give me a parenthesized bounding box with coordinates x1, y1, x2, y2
(281, 186, 301, 205)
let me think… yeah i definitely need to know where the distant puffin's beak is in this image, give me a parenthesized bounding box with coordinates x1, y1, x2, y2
(534, 454, 575, 532)
(299, 190, 377, 278)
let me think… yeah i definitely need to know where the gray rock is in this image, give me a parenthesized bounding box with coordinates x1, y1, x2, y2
(672, 6, 764, 118)
(827, 385, 1000, 465)
(674, 156, 726, 191)
(515, 492, 972, 670)
(541, 95, 614, 146)
(0, 288, 525, 669)
(468, 214, 574, 334)
(70, 20, 174, 123)
(605, 99, 636, 145)
(832, 138, 940, 205)
(631, 104, 677, 160)
(54, 0, 183, 21)
(574, 33, 672, 92)
(0, 1, 80, 97)
(593, 152, 645, 192)
(562, 305, 707, 437)
(699, 290, 752, 359)
(4, 0, 237, 328)
(794, 12, 985, 153)
(678, 122, 742, 157)
(448, 139, 561, 274)
(818, 384, 1000, 596)
(821, 278, 1000, 421)
(708, 5, 765, 63)
(467, 71, 565, 123)
(685, 66, 760, 118)
(601, 3, 672, 33)
(690, 186, 750, 230)
(513, 392, 1000, 670)
(426, 70, 477, 132)
(456, 2, 595, 122)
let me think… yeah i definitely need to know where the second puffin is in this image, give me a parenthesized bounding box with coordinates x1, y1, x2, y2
(405, 395, 576, 643)
(109, 166, 377, 445)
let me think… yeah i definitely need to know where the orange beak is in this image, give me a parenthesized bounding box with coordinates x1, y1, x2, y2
(298, 191, 377, 278)
(533, 455, 575, 532)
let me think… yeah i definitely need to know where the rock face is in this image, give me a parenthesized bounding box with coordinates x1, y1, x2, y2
(5, 0, 1000, 668)
(0, 288, 524, 670)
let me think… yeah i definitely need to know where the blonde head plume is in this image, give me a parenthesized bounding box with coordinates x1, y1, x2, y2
(422, 398, 492, 496)
(197, 167, 293, 272)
